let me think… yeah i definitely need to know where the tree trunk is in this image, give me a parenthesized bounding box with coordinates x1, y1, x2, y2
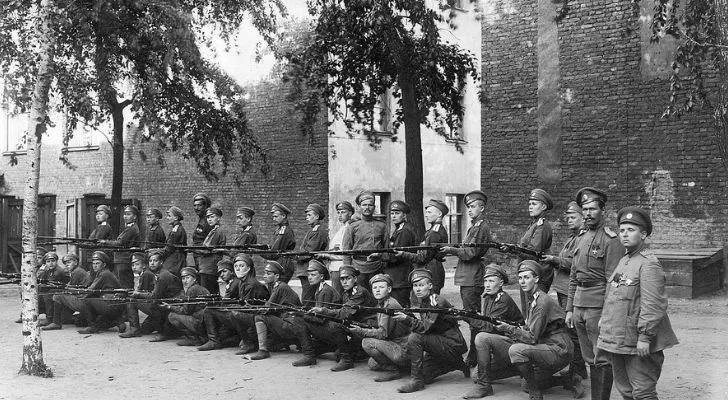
(397, 73, 426, 237)
(19, 0, 55, 377)
(714, 0, 728, 173)
(110, 99, 125, 235)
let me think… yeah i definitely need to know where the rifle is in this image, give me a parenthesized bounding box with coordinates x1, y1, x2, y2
(268, 302, 372, 328)
(108, 294, 233, 305)
(437, 241, 542, 260)
(350, 305, 522, 326)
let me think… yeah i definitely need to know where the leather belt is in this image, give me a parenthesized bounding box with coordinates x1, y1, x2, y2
(576, 280, 605, 288)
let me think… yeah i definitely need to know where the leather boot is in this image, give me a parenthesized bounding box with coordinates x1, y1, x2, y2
(292, 334, 317, 366)
(197, 340, 221, 351)
(331, 352, 354, 372)
(247, 321, 270, 359)
(564, 370, 585, 399)
(397, 379, 425, 393)
(590, 365, 613, 400)
(516, 363, 543, 400)
(119, 327, 141, 338)
(42, 323, 62, 331)
(197, 313, 220, 351)
(462, 383, 494, 398)
(373, 370, 403, 382)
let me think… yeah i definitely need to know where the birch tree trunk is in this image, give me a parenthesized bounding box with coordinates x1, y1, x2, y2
(19, 0, 55, 377)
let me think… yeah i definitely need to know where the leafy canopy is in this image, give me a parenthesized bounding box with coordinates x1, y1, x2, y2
(0, 0, 286, 180)
(278, 0, 479, 146)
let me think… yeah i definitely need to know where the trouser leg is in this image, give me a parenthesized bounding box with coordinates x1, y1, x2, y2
(362, 337, 409, 370)
(461, 286, 484, 365)
(558, 293, 587, 379)
(329, 270, 343, 297)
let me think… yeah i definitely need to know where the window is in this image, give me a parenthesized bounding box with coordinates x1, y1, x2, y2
(370, 90, 392, 134)
(372, 191, 391, 221)
(62, 108, 99, 150)
(1, 107, 28, 153)
(444, 194, 464, 243)
(442, 123, 463, 141)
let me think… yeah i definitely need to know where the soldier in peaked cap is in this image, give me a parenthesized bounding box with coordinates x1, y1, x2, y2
(318, 200, 355, 296)
(348, 273, 411, 382)
(342, 191, 387, 291)
(160, 206, 187, 277)
(540, 201, 588, 385)
(467, 260, 576, 399)
(462, 263, 525, 398)
(293, 203, 329, 296)
(144, 208, 167, 249)
(197, 207, 226, 294)
(291, 264, 375, 371)
(440, 189, 492, 367)
(393, 268, 469, 394)
(76, 250, 125, 335)
(399, 199, 449, 294)
(89, 205, 113, 242)
(369, 200, 418, 307)
(100, 204, 141, 289)
(261, 202, 296, 283)
(231, 206, 257, 250)
(517, 189, 554, 328)
(192, 193, 213, 269)
(566, 187, 624, 400)
(165, 266, 211, 343)
(597, 207, 677, 400)
(198, 258, 244, 351)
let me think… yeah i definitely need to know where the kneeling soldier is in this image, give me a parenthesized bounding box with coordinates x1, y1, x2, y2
(477, 261, 574, 400)
(77, 251, 126, 334)
(165, 267, 210, 343)
(43, 253, 92, 331)
(394, 269, 470, 394)
(198, 259, 244, 350)
(462, 264, 525, 398)
(348, 273, 411, 382)
(248, 261, 303, 360)
(291, 265, 375, 371)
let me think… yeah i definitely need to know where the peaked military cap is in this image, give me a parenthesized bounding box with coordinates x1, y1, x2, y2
(236, 207, 255, 218)
(464, 190, 488, 206)
(264, 261, 284, 275)
(426, 199, 449, 216)
(146, 208, 163, 219)
(564, 201, 581, 215)
(355, 191, 375, 205)
(390, 200, 411, 214)
(484, 264, 509, 284)
(124, 205, 140, 216)
(618, 206, 653, 236)
(193, 193, 211, 207)
(62, 253, 79, 263)
(409, 268, 433, 284)
(131, 252, 147, 263)
(575, 187, 608, 207)
(339, 265, 360, 278)
(217, 259, 234, 273)
(307, 259, 330, 280)
(43, 251, 58, 262)
(517, 260, 542, 277)
(96, 205, 112, 217)
(234, 253, 254, 267)
(529, 189, 553, 211)
(91, 251, 110, 265)
(206, 207, 222, 217)
(271, 203, 291, 215)
(336, 201, 355, 213)
(181, 267, 198, 278)
(305, 203, 326, 220)
(370, 273, 393, 287)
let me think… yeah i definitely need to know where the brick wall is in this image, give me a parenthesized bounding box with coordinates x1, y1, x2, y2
(481, 0, 728, 251)
(123, 80, 330, 249)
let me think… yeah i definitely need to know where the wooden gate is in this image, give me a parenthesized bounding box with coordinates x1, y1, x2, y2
(0, 195, 56, 273)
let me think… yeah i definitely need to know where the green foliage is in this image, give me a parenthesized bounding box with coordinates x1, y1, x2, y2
(0, 0, 285, 180)
(278, 0, 479, 147)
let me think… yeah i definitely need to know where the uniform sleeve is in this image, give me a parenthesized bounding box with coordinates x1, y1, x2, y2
(452, 224, 491, 261)
(341, 224, 354, 265)
(506, 303, 545, 345)
(107, 227, 137, 246)
(604, 236, 625, 281)
(381, 227, 419, 262)
(637, 258, 669, 343)
(329, 289, 370, 319)
(532, 222, 553, 253)
(566, 250, 578, 312)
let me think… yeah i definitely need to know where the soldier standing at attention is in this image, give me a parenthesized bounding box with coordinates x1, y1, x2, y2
(440, 190, 491, 367)
(598, 207, 678, 400)
(541, 201, 588, 386)
(519, 189, 554, 290)
(231, 207, 257, 248)
(398, 199, 450, 294)
(197, 207, 226, 294)
(101, 205, 141, 289)
(318, 201, 354, 296)
(161, 206, 187, 277)
(294, 203, 329, 295)
(342, 191, 386, 291)
(262, 203, 296, 283)
(191, 193, 212, 269)
(89, 205, 113, 241)
(566, 187, 624, 400)
(369, 200, 418, 307)
(144, 208, 167, 248)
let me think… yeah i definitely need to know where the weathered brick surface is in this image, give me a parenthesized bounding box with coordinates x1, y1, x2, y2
(481, 0, 728, 251)
(123, 80, 330, 247)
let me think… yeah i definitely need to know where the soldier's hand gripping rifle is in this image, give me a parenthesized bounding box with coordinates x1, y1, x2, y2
(349, 305, 522, 327)
(437, 241, 542, 260)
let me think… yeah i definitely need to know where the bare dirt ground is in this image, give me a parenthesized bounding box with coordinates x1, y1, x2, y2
(0, 282, 726, 400)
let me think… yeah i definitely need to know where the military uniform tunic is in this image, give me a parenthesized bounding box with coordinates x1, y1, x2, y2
(262, 222, 296, 283)
(161, 221, 187, 277)
(401, 223, 448, 293)
(452, 214, 491, 288)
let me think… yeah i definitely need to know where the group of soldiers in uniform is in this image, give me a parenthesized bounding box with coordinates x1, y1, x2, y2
(26, 187, 678, 400)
